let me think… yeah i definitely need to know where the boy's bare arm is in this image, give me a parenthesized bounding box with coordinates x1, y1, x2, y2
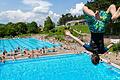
(65, 30, 85, 46)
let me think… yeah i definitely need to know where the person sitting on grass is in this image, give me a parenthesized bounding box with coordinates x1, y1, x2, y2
(65, 4, 120, 65)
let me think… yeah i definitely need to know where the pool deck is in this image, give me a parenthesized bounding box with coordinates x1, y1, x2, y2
(101, 58, 120, 70)
(100, 52, 120, 69)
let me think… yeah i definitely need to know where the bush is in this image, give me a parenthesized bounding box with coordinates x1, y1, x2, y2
(112, 42, 120, 52)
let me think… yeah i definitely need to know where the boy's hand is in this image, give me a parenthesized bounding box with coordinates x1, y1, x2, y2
(95, 11, 100, 20)
(65, 30, 72, 36)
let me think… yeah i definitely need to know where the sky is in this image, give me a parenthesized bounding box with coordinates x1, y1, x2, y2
(0, 0, 88, 25)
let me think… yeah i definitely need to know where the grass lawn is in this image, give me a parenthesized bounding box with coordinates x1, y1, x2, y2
(55, 24, 90, 35)
(70, 25, 90, 33)
(44, 24, 90, 40)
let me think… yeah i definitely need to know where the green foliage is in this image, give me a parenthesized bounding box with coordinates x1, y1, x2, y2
(17, 34, 32, 38)
(15, 22, 28, 35)
(42, 25, 88, 42)
(44, 16, 55, 32)
(0, 21, 40, 38)
(55, 27, 65, 35)
(70, 25, 90, 33)
(0, 23, 5, 27)
(27, 21, 39, 33)
(54, 35, 64, 41)
(58, 13, 73, 25)
(44, 25, 88, 41)
(113, 42, 120, 52)
(86, 0, 120, 11)
(105, 22, 120, 35)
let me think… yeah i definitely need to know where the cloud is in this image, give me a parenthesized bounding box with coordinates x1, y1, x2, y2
(33, 6, 50, 13)
(22, 0, 40, 7)
(0, 0, 60, 25)
(49, 11, 60, 17)
(69, 2, 84, 15)
(48, 11, 60, 23)
(0, 0, 85, 25)
(23, 0, 52, 7)
(0, 9, 45, 24)
(23, 0, 52, 13)
(0, 10, 33, 22)
(0, 10, 60, 25)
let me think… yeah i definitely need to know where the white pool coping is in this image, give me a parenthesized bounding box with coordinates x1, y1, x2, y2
(83, 51, 120, 70)
(99, 58, 120, 70)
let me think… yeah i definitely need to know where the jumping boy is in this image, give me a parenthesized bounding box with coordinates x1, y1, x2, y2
(65, 4, 120, 65)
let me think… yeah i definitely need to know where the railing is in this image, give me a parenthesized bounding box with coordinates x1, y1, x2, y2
(65, 19, 86, 26)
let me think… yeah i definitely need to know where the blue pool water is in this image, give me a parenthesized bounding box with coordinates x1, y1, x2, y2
(0, 38, 60, 54)
(0, 53, 120, 80)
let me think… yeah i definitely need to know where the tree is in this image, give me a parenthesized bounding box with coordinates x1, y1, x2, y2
(15, 22, 28, 35)
(0, 21, 40, 37)
(44, 16, 55, 31)
(85, 0, 120, 12)
(58, 13, 74, 25)
(0, 27, 6, 37)
(27, 21, 39, 33)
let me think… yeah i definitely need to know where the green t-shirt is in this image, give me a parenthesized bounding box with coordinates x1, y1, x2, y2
(84, 10, 111, 33)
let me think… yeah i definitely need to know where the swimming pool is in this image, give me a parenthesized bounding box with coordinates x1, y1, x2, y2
(0, 53, 120, 80)
(0, 38, 60, 54)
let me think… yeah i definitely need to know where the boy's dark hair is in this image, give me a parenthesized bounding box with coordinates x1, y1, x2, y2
(91, 53, 100, 65)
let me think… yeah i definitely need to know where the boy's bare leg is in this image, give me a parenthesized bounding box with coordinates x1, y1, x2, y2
(83, 6, 101, 20)
(106, 42, 114, 49)
(65, 30, 85, 46)
(106, 4, 116, 16)
(112, 7, 120, 20)
(83, 6, 95, 17)
(106, 4, 120, 20)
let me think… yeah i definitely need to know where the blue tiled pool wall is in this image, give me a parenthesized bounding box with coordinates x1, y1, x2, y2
(0, 38, 60, 54)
